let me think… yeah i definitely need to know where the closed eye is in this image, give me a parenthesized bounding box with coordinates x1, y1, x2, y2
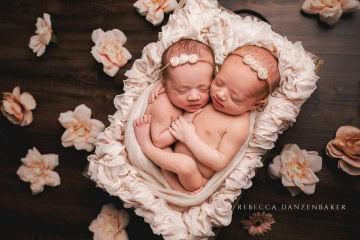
(199, 88, 209, 93)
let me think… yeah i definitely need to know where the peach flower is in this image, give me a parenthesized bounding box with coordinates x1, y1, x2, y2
(241, 211, 275, 236)
(29, 13, 54, 57)
(326, 125, 360, 175)
(16, 147, 60, 195)
(91, 29, 132, 77)
(301, 0, 360, 25)
(1, 86, 36, 126)
(58, 104, 105, 152)
(134, 0, 178, 26)
(89, 204, 129, 240)
(268, 144, 322, 197)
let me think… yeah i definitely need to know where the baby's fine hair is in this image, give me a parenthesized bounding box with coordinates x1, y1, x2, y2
(161, 39, 215, 80)
(234, 45, 280, 98)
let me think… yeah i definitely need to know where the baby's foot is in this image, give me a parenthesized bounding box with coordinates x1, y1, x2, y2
(134, 115, 152, 151)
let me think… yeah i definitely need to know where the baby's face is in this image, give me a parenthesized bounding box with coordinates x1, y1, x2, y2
(210, 56, 265, 115)
(165, 62, 213, 112)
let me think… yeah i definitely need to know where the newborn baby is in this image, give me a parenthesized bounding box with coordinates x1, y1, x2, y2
(135, 39, 215, 192)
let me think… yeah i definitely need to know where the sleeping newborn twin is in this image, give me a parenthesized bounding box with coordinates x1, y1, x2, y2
(134, 39, 280, 194)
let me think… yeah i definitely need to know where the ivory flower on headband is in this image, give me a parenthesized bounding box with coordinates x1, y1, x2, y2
(16, 147, 60, 195)
(58, 104, 105, 152)
(134, 0, 178, 26)
(89, 204, 129, 240)
(268, 144, 322, 197)
(91, 29, 132, 77)
(326, 125, 360, 175)
(302, 0, 360, 25)
(1, 86, 36, 126)
(29, 13, 57, 57)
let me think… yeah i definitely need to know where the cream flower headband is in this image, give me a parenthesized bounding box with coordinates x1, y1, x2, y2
(228, 52, 272, 94)
(160, 53, 214, 72)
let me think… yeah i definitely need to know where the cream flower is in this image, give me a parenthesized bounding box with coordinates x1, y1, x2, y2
(1, 86, 36, 126)
(301, 0, 360, 25)
(91, 29, 132, 77)
(326, 125, 360, 175)
(134, 0, 178, 26)
(89, 204, 129, 240)
(29, 13, 53, 56)
(58, 104, 105, 152)
(241, 211, 275, 236)
(268, 144, 322, 197)
(16, 147, 60, 195)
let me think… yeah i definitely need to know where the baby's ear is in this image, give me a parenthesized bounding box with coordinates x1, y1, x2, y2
(250, 98, 268, 111)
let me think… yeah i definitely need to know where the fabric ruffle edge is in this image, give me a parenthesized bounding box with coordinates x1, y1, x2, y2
(87, 0, 319, 239)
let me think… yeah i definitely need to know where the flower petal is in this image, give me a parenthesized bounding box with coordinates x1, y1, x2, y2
(286, 186, 301, 197)
(319, 4, 343, 25)
(338, 159, 360, 176)
(268, 156, 281, 179)
(73, 104, 92, 121)
(20, 92, 36, 110)
(30, 180, 45, 195)
(341, 0, 360, 12)
(58, 111, 77, 128)
(44, 171, 61, 186)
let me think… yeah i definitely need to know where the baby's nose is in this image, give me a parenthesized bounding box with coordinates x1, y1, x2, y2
(216, 90, 226, 101)
(187, 89, 200, 101)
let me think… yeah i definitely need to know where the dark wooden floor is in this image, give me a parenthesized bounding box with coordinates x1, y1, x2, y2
(0, 0, 359, 239)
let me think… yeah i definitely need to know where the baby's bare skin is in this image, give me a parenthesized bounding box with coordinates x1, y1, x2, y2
(172, 103, 250, 178)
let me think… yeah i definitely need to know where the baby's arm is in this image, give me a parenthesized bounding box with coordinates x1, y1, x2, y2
(169, 116, 249, 171)
(150, 96, 180, 148)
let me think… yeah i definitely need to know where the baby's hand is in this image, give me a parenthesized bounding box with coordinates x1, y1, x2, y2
(148, 82, 166, 104)
(169, 116, 196, 143)
(182, 108, 204, 123)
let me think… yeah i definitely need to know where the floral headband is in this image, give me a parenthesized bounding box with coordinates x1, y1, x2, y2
(160, 53, 214, 72)
(228, 52, 272, 94)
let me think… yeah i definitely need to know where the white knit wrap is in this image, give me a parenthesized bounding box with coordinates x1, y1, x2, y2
(87, 0, 319, 239)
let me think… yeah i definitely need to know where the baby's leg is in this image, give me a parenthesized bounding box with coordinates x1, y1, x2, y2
(134, 115, 204, 191)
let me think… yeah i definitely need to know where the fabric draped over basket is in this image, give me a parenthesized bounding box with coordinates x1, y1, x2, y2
(87, 0, 319, 239)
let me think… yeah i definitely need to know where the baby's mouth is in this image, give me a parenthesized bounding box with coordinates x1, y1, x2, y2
(212, 97, 224, 108)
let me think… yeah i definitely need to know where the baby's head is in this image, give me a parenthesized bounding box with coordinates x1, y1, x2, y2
(161, 39, 215, 112)
(210, 45, 280, 115)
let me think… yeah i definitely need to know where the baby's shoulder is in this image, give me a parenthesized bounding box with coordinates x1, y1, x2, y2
(148, 93, 182, 117)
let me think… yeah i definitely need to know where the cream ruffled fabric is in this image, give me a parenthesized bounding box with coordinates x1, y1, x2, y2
(87, 0, 319, 239)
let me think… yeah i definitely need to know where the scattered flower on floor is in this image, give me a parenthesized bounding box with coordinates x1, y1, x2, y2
(1, 86, 36, 126)
(58, 104, 105, 152)
(16, 147, 60, 195)
(89, 204, 129, 240)
(268, 144, 322, 197)
(29, 13, 57, 56)
(301, 0, 360, 25)
(134, 0, 178, 26)
(241, 211, 275, 236)
(326, 125, 360, 175)
(91, 28, 132, 77)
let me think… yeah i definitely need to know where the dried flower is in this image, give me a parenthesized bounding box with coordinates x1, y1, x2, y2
(241, 211, 275, 236)
(268, 144, 322, 197)
(89, 204, 129, 240)
(16, 147, 60, 195)
(134, 0, 178, 26)
(301, 0, 360, 25)
(91, 29, 132, 77)
(1, 86, 36, 126)
(58, 104, 105, 152)
(29, 13, 56, 56)
(326, 125, 360, 175)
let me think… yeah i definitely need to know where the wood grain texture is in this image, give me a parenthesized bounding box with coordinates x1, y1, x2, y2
(0, 0, 359, 239)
